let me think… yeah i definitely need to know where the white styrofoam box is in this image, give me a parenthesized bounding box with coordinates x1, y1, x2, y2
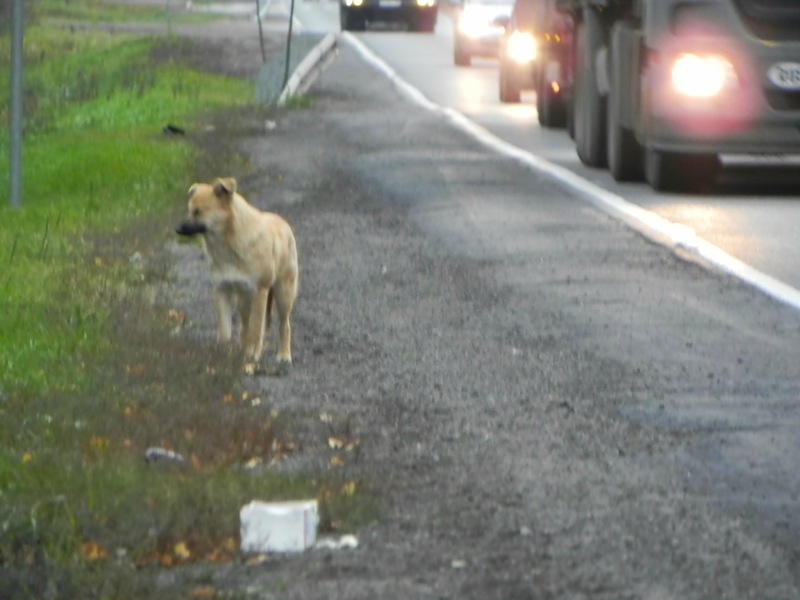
(240, 500, 319, 553)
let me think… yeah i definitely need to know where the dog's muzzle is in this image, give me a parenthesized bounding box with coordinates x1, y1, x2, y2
(175, 221, 208, 237)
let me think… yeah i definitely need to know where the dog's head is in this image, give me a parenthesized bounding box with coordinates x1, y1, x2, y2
(175, 177, 237, 237)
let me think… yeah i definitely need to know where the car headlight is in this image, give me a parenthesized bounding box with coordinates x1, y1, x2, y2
(416, 0, 436, 6)
(505, 30, 536, 64)
(671, 53, 738, 98)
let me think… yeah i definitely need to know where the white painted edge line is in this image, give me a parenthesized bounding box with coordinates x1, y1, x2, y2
(342, 32, 800, 312)
(278, 33, 339, 106)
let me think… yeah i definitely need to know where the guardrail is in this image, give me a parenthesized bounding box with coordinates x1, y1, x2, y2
(278, 32, 339, 105)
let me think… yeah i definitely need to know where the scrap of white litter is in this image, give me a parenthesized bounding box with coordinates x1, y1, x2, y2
(240, 500, 319, 553)
(342, 33, 800, 313)
(315, 534, 359, 550)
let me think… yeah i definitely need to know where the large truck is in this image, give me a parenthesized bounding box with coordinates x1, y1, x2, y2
(533, 0, 800, 191)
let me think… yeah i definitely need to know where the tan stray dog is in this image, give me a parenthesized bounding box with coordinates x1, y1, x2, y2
(175, 177, 298, 365)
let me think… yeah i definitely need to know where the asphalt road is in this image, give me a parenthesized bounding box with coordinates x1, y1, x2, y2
(162, 13, 800, 597)
(290, 0, 800, 297)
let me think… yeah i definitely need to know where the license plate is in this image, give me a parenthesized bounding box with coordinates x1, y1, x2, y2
(380, 0, 401, 7)
(767, 62, 800, 90)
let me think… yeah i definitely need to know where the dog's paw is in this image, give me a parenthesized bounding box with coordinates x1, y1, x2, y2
(243, 361, 291, 378)
(243, 362, 268, 377)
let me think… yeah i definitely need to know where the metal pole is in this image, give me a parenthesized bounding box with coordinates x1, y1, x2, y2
(282, 0, 295, 91)
(10, 0, 24, 209)
(256, 0, 267, 63)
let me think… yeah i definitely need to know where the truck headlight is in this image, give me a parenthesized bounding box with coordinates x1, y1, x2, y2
(506, 31, 537, 64)
(671, 53, 738, 98)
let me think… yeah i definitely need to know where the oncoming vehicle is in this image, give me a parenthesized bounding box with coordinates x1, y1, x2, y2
(340, 0, 438, 31)
(452, 0, 515, 66)
(498, 0, 571, 126)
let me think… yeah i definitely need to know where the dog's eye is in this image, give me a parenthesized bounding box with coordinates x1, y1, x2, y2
(192, 208, 201, 218)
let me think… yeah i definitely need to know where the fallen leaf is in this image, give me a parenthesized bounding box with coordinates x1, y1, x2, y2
(342, 481, 357, 496)
(21, 452, 33, 464)
(330, 455, 345, 467)
(90, 436, 110, 451)
(190, 586, 218, 599)
(244, 457, 262, 469)
(329, 437, 360, 451)
(206, 547, 233, 565)
(174, 541, 191, 560)
(125, 363, 146, 376)
(81, 541, 108, 561)
(223, 537, 237, 552)
(167, 309, 186, 324)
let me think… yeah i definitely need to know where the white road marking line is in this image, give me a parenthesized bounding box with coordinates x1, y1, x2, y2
(342, 31, 800, 311)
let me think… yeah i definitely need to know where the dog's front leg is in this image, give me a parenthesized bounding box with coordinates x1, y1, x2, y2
(214, 287, 235, 343)
(235, 287, 252, 348)
(243, 287, 269, 361)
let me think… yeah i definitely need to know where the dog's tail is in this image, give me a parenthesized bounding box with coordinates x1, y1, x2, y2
(266, 289, 273, 330)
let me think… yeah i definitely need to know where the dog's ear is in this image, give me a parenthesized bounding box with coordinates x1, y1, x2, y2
(187, 184, 198, 197)
(213, 178, 237, 199)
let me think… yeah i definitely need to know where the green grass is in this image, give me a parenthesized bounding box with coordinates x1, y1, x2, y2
(0, 12, 377, 598)
(29, 0, 217, 24)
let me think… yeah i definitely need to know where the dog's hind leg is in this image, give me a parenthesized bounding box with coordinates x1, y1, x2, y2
(273, 278, 297, 364)
(243, 286, 269, 361)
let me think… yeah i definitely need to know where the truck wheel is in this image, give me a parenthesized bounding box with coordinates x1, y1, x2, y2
(566, 96, 575, 139)
(537, 72, 566, 128)
(454, 37, 471, 66)
(499, 62, 521, 103)
(574, 8, 607, 167)
(645, 150, 720, 193)
(607, 24, 642, 182)
(415, 11, 436, 33)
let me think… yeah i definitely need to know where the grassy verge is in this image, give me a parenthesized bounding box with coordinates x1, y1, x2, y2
(1, 8, 375, 599)
(29, 0, 216, 24)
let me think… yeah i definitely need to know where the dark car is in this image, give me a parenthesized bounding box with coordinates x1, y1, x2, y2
(340, 0, 438, 32)
(498, 0, 570, 127)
